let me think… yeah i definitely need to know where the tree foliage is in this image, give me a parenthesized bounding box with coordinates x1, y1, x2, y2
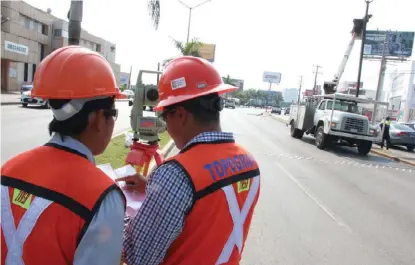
(147, 0, 160, 30)
(163, 38, 203, 68)
(231, 89, 284, 106)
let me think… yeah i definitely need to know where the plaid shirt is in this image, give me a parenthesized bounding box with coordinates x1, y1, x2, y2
(123, 131, 234, 265)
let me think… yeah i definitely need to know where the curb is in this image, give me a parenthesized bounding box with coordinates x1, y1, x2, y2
(267, 112, 290, 124)
(112, 129, 130, 139)
(149, 139, 176, 172)
(370, 149, 415, 167)
(1, 102, 21, 106)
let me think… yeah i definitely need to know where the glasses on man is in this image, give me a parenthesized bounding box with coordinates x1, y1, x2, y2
(159, 108, 176, 122)
(103, 108, 118, 121)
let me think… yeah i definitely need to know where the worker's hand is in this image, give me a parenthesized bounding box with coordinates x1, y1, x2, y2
(115, 173, 147, 193)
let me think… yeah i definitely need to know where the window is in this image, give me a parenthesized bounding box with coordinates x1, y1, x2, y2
(326, 100, 361, 114)
(54, 29, 68, 38)
(96, 44, 101, 52)
(32, 64, 36, 80)
(39, 44, 45, 61)
(318, 101, 326, 110)
(24, 17, 30, 29)
(24, 63, 28, 82)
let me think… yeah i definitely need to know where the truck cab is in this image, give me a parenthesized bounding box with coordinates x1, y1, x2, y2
(289, 93, 388, 155)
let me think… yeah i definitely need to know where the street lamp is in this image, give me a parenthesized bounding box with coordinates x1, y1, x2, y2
(355, 0, 373, 97)
(177, 0, 212, 43)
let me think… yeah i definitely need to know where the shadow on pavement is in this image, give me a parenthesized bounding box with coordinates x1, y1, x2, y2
(299, 135, 395, 165)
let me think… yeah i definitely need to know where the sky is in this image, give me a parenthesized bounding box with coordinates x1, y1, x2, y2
(25, 0, 415, 93)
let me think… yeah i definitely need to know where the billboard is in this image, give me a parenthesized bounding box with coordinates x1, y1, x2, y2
(199, 43, 216, 63)
(263, 71, 281, 84)
(303, 90, 314, 96)
(119, 72, 130, 86)
(364, 31, 414, 57)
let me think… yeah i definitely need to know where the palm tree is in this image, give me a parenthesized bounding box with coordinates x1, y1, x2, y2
(147, 0, 161, 30)
(162, 38, 203, 68)
(172, 38, 203, 57)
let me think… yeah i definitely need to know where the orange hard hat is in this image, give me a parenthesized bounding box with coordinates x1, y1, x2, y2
(32, 46, 126, 99)
(155, 56, 237, 111)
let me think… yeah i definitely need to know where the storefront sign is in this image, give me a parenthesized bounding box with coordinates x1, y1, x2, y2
(5, 41, 28, 56)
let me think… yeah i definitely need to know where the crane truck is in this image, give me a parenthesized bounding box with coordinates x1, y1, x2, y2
(288, 16, 388, 156)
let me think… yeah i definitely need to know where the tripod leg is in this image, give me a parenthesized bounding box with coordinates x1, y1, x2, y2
(154, 152, 163, 166)
(143, 161, 150, 177)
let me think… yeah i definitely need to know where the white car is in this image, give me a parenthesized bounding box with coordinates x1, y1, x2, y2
(122, 89, 135, 99)
(21, 85, 48, 108)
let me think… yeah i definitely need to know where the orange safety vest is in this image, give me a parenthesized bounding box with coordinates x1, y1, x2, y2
(160, 140, 260, 265)
(1, 143, 125, 265)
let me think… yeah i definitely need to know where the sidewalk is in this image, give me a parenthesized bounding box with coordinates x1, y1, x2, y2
(371, 145, 415, 166)
(1, 92, 21, 105)
(269, 113, 290, 123)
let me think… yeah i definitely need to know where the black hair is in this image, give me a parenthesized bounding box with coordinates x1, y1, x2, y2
(48, 97, 115, 137)
(167, 93, 221, 124)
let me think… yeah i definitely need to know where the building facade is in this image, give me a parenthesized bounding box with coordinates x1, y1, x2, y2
(283, 88, 298, 103)
(1, 0, 121, 92)
(385, 61, 415, 122)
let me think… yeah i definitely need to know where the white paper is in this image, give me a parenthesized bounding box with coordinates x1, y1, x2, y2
(97, 163, 145, 216)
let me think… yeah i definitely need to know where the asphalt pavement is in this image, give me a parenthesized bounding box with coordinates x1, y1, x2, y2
(1, 101, 138, 165)
(215, 107, 414, 265)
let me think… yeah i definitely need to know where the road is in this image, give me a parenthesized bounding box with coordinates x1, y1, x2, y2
(1, 101, 138, 165)
(215, 107, 414, 265)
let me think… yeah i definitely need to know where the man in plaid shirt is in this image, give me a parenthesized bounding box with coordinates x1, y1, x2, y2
(118, 56, 260, 265)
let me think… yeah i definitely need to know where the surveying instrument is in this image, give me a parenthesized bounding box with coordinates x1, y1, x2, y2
(126, 70, 167, 177)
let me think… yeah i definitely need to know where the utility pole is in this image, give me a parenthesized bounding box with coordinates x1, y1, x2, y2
(157, 63, 161, 85)
(355, 0, 374, 97)
(67, 0, 83, 45)
(128, 66, 133, 89)
(312, 65, 322, 95)
(372, 31, 388, 124)
(178, 0, 212, 43)
(297, 75, 303, 104)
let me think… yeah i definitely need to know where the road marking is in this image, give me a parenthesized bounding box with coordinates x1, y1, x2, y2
(274, 160, 353, 233)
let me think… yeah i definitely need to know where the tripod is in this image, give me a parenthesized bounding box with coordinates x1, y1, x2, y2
(125, 141, 164, 177)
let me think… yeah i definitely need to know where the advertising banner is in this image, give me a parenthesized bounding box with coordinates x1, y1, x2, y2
(199, 44, 216, 63)
(119, 72, 130, 85)
(303, 90, 314, 96)
(263, 71, 282, 84)
(364, 31, 414, 57)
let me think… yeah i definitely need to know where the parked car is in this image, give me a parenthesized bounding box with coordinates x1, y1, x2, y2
(376, 122, 415, 151)
(271, 106, 281, 114)
(400, 121, 415, 131)
(122, 89, 135, 99)
(20, 85, 48, 108)
(20, 84, 32, 94)
(224, 99, 236, 109)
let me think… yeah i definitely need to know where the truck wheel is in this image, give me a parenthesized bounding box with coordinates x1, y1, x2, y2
(290, 122, 297, 138)
(315, 125, 329, 150)
(290, 122, 304, 139)
(357, 140, 372, 155)
(406, 145, 415, 152)
(22, 103, 28, 108)
(296, 130, 304, 139)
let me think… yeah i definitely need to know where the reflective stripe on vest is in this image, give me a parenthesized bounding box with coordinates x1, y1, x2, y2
(1, 185, 53, 265)
(216, 175, 260, 265)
